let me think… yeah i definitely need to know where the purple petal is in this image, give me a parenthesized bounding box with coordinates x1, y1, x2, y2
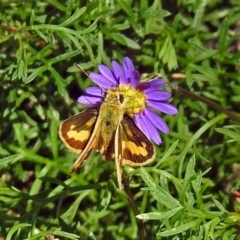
(138, 80, 165, 92)
(89, 72, 114, 88)
(130, 70, 141, 86)
(134, 114, 151, 140)
(148, 79, 165, 88)
(146, 90, 171, 101)
(85, 87, 104, 97)
(141, 112, 162, 144)
(147, 100, 178, 115)
(78, 95, 102, 106)
(111, 60, 127, 84)
(123, 57, 135, 83)
(98, 64, 117, 85)
(145, 109, 169, 133)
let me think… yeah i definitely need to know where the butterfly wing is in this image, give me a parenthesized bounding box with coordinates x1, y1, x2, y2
(67, 108, 115, 173)
(113, 115, 156, 189)
(59, 108, 98, 154)
(119, 115, 156, 166)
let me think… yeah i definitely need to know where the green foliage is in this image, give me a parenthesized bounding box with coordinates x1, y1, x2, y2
(1, 0, 240, 239)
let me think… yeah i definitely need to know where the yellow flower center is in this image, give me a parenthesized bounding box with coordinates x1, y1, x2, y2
(107, 84, 146, 117)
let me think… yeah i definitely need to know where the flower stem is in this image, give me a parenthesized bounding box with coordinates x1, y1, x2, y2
(123, 176, 145, 240)
(165, 82, 240, 123)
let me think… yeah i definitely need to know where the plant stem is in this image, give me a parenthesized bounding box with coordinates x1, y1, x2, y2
(165, 81, 240, 123)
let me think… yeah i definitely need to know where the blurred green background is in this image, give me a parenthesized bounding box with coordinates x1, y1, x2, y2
(1, 0, 240, 239)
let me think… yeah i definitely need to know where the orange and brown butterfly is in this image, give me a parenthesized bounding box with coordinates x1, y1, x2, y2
(59, 57, 178, 189)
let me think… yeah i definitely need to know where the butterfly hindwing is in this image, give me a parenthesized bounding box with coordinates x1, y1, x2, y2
(119, 116, 156, 166)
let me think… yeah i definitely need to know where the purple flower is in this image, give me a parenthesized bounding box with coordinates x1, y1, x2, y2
(78, 57, 178, 144)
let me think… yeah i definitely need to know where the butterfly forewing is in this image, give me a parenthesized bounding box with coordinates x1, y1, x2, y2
(119, 116, 156, 166)
(69, 105, 117, 173)
(59, 108, 98, 153)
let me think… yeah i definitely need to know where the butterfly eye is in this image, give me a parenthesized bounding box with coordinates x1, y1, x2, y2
(119, 94, 124, 103)
(103, 92, 107, 99)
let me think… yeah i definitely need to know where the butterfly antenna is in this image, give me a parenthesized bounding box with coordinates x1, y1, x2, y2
(75, 63, 89, 77)
(75, 63, 106, 106)
(75, 63, 96, 107)
(140, 74, 155, 83)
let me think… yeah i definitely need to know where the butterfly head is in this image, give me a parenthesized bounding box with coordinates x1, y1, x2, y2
(104, 83, 146, 117)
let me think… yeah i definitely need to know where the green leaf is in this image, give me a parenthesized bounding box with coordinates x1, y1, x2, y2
(0, 154, 23, 167)
(224, 212, 240, 225)
(0, 187, 20, 197)
(50, 67, 68, 97)
(60, 7, 87, 27)
(60, 190, 92, 224)
(212, 198, 228, 213)
(159, 37, 169, 62)
(116, 0, 134, 17)
(0, 148, 9, 156)
(192, 0, 207, 28)
(167, 39, 178, 70)
(191, 65, 218, 81)
(215, 128, 240, 141)
(29, 229, 80, 240)
(30, 9, 35, 26)
(47, 0, 66, 11)
(35, 30, 50, 43)
(137, 206, 183, 220)
(108, 32, 141, 49)
(159, 36, 178, 70)
(140, 168, 180, 208)
(193, 49, 216, 63)
(184, 155, 196, 181)
(192, 174, 203, 207)
(157, 218, 203, 237)
(155, 139, 179, 168)
(142, 9, 171, 18)
(218, 18, 229, 55)
(18, 59, 27, 81)
(49, 49, 83, 65)
(25, 65, 48, 83)
(6, 223, 32, 240)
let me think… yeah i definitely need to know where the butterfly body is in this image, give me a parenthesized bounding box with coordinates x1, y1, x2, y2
(97, 90, 124, 152)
